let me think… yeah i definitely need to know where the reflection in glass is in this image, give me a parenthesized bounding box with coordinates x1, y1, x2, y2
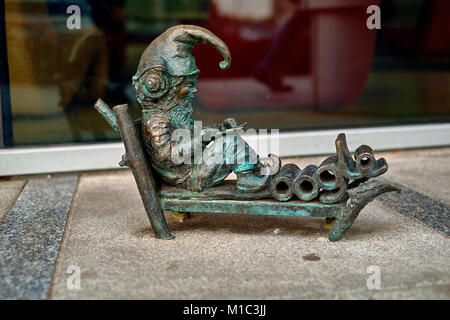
(2, 0, 450, 146)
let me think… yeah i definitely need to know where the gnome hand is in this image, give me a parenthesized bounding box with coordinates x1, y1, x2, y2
(221, 118, 239, 130)
(221, 119, 249, 134)
(201, 127, 222, 144)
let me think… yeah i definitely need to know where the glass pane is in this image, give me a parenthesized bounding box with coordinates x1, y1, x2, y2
(2, 0, 450, 146)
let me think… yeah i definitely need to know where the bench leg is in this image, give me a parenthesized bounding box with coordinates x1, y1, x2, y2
(328, 180, 400, 241)
(113, 104, 174, 240)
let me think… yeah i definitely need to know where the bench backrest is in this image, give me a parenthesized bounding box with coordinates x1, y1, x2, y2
(133, 118, 163, 191)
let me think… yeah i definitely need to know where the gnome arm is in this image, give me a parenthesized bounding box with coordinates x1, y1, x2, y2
(143, 114, 173, 163)
(204, 118, 240, 132)
(144, 113, 213, 165)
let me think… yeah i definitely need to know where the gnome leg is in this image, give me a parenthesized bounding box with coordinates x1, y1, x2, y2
(190, 133, 276, 192)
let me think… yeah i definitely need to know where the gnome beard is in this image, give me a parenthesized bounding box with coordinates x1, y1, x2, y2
(170, 98, 194, 130)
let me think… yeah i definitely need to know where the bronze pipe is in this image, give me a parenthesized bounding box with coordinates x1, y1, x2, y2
(293, 165, 319, 201)
(316, 156, 342, 191)
(270, 163, 301, 202)
(319, 178, 348, 204)
(354, 145, 376, 176)
(354, 145, 388, 178)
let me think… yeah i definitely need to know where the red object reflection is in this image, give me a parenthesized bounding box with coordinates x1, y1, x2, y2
(189, 0, 379, 110)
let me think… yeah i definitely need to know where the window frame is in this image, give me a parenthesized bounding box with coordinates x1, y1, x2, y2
(1, 0, 450, 176)
(1, 122, 450, 176)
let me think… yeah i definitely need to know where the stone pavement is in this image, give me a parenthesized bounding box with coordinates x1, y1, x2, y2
(0, 148, 449, 299)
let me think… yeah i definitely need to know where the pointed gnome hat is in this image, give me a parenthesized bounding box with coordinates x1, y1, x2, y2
(134, 25, 231, 78)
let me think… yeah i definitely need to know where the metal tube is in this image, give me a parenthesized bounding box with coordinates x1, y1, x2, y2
(316, 154, 348, 204)
(354, 144, 388, 178)
(354, 145, 376, 175)
(270, 163, 301, 202)
(319, 178, 348, 204)
(113, 104, 174, 240)
(293, 165, 319, 201)
(316, 156, 341, 190)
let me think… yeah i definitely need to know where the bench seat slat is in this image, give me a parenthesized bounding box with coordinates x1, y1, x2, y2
(161, 198, 344, 218)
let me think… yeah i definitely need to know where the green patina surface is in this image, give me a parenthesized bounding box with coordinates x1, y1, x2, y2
(161, 198, 344, 218)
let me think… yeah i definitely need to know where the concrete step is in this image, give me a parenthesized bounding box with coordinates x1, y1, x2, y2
(0, 148, 449, 299)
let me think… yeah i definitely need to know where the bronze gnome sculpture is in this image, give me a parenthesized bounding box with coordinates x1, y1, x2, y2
(94, 25, 399, 241)
(132, 25, 279, 193)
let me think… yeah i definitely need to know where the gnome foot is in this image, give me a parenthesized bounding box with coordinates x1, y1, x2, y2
(236, 169, 271, 193)
(236, 155, 281, 193)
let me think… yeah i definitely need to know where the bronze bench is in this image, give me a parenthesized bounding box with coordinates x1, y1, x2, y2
(94, 100, 400, 242)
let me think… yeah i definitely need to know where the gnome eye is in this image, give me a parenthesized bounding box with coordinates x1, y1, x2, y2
(178, 86, 190, 97)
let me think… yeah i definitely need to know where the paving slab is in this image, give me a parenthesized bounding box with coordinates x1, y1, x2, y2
(377, 180, 449, 236)
(50, 170, 450, 300)
(0, 175, 78, 299)
(0, 180, 26, 225)
(379, 148, 450, 206)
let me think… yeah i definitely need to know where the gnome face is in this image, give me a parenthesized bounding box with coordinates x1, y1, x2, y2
(177, 74, 198, 102)
(167, 75, 197, 128)
(133, 25, 230, 112)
